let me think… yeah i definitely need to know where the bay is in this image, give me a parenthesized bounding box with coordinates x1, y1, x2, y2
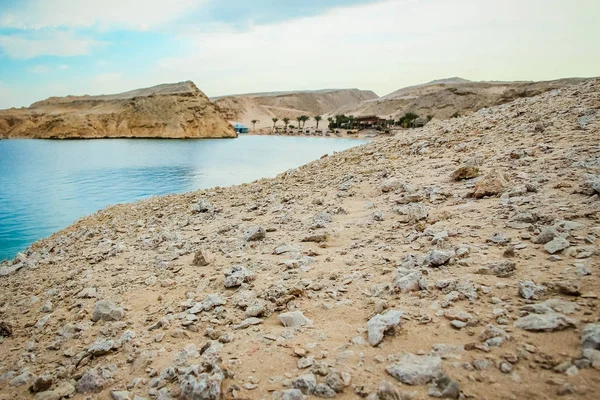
(0, 136, 366, 260)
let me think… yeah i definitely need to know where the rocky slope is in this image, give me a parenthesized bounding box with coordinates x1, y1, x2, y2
(0, 79, 599, 400)
(331, 77, 589, 121)
(213, 89, 377, 130)
(0, 81, 237, 139)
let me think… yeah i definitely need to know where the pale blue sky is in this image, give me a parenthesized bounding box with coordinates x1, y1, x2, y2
(0, 0, 598, 108)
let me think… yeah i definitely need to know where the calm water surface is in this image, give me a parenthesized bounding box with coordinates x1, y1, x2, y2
(0, 136, 366, 260)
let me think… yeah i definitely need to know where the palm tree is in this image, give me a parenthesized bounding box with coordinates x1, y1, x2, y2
(300, 115, 309, 129)
(283, 117, 290, 133)
(272, 117, 279, 133)
(327, 116, 333, 129)
(314, 115, 322, 129)
(296, 116, 302, 131)
(251, 119, 259, 132)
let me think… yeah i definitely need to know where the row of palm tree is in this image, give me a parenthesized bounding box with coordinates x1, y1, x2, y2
(265, 115, 323, 133)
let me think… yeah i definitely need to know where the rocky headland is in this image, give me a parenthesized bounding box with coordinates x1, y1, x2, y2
(0, 81, 236, 139)
(0, 79, 599, 400)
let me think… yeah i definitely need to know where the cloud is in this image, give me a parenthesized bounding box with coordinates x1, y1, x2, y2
(155, 0, 600, 97)
(28, 64, 70, 74)
(28, 65, 51, 74)
(0, 0, 207, 31)
(0, 30, 103, 59)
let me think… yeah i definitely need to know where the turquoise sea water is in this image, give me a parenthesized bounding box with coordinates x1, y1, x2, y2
(0, 136, 366, 260)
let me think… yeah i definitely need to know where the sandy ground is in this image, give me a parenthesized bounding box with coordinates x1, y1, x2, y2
(0, 79, 599, 400)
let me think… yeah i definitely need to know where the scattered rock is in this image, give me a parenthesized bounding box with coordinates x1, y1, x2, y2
(518, 280, 547, 300)
(452, 166, 479, 181)
(91, 300, 125, 322)
(279, 311, 312, 327)
(515, 312, 576, 332)
(224, 265, 256, 288)
(192, 250, 210, 266)
(244, 226, 266, 241)
(195, 198, 214, 213)
(471, 170, 509, 198)
(293, 373, 317, 395)
(367, 310, 404, 346)
(394, 202, 428, 223)
(544, 238, 570, 254)
(581, 324, 600, 350)
(379, 178, 403, 193)
(477, 261, 516, 277)
(0, 320, 12, 337)
(425, 250, 454, 267)
(77, 369, 105, 393)
(386, 353, 443, 385)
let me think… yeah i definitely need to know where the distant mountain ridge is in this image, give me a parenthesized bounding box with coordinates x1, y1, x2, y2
(213, 88, 377, 129)
(330, 77, 591, 120)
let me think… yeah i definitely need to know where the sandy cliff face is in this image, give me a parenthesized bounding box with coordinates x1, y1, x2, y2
(0, 81, 237, 139)
(331, 77, 589, 120)
(213, 89, 378, 129)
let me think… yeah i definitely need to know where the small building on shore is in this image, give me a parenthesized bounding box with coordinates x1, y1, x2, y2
(233, 123, 249, 134)
(355, 115, 386, 130)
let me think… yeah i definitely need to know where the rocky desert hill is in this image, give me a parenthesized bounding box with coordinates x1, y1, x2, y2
(0, 79, 599, 400)
(0, 81, 236, 139)
(213, 89, 377, 129)
(331, 77, 589, 121)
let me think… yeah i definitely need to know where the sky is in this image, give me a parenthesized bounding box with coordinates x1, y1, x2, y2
(0, 0, 598, 108)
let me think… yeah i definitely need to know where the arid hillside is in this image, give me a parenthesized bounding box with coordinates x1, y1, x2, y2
(0, 81, 237, 139)
(213, 89, 377, 130)
(331, 77, 589, 121)
(0, 79, 598, 400)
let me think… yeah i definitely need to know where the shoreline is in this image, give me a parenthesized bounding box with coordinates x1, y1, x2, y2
(0, 80, 599, 400)
(0, 135, 369, 262)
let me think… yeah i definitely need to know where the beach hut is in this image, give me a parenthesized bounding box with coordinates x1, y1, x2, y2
(233, 123, 249, 134)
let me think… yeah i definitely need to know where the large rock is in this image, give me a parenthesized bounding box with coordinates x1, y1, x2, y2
(87, 339, 115, 356)
(293, 373, 317, 395)
(224, 265, 256, 288)
(367, 310, 404, 346)
(76, 369, 105, 393)
(180, 367, 225, 400)
(0, 81, 236, 139)
(518, 280, 547, 300)
(188, 294, 227, 313)
(393, 203, 428, 222)
(376, 381, 404, 400)
(532, 227, 559, 244)
(35, 381, 76, 400)
(544, 237, 570, 254)
(386, 353, 443, 385)
(471, 170, 509, 198)
(394, 270, 422, 293)
(452, 166, 479, 181)
(514, 312, 576, 332)
(581, 324, 600, 350)
(0, 320, 12, 337)
(279, 311, 312, 327)
(379, 178, 403, 193)
(581, 174, 600, 195)
(425, 250, 454, 267)
(244, 226, 266, 241)
(91, 300, 125, 322)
